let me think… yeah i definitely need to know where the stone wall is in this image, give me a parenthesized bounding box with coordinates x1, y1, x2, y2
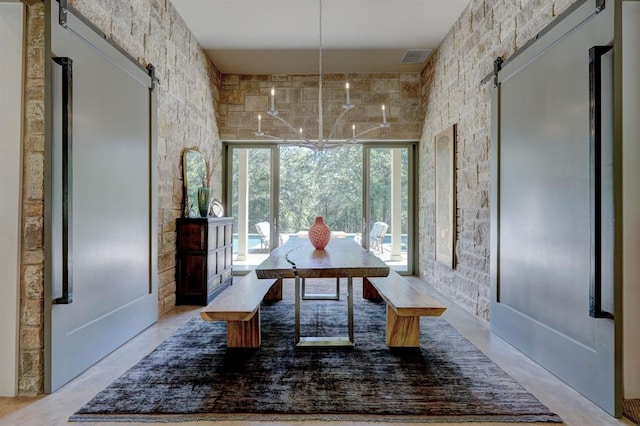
(219, 73, 422, 141)
(20, 0, 46, 396)
(18, 0, 222, 394)
(418, 0, 578, 319)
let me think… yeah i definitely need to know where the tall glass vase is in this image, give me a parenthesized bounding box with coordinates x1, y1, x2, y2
(197, 187, 210, 217)
(309, 216, 331, 250)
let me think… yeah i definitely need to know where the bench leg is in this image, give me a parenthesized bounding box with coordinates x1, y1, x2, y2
(385, 305, 420, 347)
(263, 278, 283, 301)
(226, 309, 261, 348)
(363, 277, 381, 300)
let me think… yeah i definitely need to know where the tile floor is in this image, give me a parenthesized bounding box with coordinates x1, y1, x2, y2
(0, 278, 634, 426)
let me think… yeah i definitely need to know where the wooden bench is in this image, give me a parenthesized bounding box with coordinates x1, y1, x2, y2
(364, 271, 447, 348)
(200, 271, 281, 348)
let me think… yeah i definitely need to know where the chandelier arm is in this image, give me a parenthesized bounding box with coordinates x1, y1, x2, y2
(254, 132, 293, 142)
(352, 123, 391, 140)
(324, 105, 355, 143)
(267, 111, 310, 142)
(295, 140, 355, 151)
(322, 140, 357, 149)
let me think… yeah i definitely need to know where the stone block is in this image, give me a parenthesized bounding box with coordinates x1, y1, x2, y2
(23, 265, 44, 299)
(24, 78, 44, 103)
(160, 230, 177, 255)
(244, 95, 268, 112)
(222, 89, 245, 104)
(18, 375, 42, 396)
(23, 250, 44, 265)
(400, 73, 420, 83)
(240, 74, 270, 81)
(20, 327, 43, 351)
(27, 29, 45, 70)
(226, 104, 245, 113)
(159, 293, 176, 316)
(401, 82, 420, 99)
(239, 81, 261, 92)
(23, 201, 43, 217)
(158, 252, 175, 272)
(23, 216, 43, 251)
(21, 299, 43, 327)
(20, 350, 43, 377)
(223, 74, 240, 85)
(159, 268, 175, 287)
(162, 208, 179, 233)
(24, 152, 44, 201)
(226, 111, 256, 128)
(25, 99, 44, 136)
(159, 281, 176, 299)
(25, 134, 44, 153)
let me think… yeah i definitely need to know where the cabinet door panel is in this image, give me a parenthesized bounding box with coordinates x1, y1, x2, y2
(179, 255, 206, 294)
(181, 223, 206, 251)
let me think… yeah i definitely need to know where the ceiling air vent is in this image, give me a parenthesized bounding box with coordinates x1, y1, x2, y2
(400, 49, 432, 64)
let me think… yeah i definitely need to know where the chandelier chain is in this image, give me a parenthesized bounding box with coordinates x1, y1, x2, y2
(318, 0, 324, 141)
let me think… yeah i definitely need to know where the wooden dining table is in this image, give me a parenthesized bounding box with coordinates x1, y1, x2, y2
(255, 238, 390, 347)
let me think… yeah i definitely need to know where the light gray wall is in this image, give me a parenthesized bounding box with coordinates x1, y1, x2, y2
(0, 0, 24, 397)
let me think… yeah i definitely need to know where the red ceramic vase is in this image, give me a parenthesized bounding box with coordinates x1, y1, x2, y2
(309, 216, 331, 250)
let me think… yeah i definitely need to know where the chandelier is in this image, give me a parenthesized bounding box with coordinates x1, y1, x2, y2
(254, 0, 390, 150)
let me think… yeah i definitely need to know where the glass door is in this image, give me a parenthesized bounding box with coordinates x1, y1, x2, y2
(228, 146, 275, 272)
(226, 142, 415, 274)
(363, 145, 414, 273)
(279, 145, 362, 243)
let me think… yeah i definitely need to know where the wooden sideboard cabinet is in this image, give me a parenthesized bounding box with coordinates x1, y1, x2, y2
(176, 217, 233, 305)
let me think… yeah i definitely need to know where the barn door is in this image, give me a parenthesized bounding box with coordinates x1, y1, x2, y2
(46, 0, 158, 392)
(490, 0, 620, 416)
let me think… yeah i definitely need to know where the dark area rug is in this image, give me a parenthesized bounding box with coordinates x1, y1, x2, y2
(71, 279, 561, 423)
(624, 399, 640, 424)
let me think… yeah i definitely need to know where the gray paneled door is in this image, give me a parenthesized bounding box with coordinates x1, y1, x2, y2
(490, 0, 620, 416)
(46, 1, 157, 392)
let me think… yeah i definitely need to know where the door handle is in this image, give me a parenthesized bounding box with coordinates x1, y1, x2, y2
(588, 45, 612, 319)
(53, 57, 73, 304)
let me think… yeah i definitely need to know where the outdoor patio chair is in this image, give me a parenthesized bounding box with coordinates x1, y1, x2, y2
(255, 222, 270, 249)
(255, 222, 289, 250)
(370, 222, 389, 253)
(354, 221, 388, 253)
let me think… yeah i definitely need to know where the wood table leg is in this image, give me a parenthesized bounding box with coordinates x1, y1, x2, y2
(263, 278, 283, 301)
(363, 277, 382, 300)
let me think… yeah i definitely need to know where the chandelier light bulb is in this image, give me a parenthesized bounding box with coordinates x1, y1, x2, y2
(345, 82, 350, 105)
(270, 87, 275, 111)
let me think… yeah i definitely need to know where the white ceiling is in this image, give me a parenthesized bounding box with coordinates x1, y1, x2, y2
(169, 0, 471, 74)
